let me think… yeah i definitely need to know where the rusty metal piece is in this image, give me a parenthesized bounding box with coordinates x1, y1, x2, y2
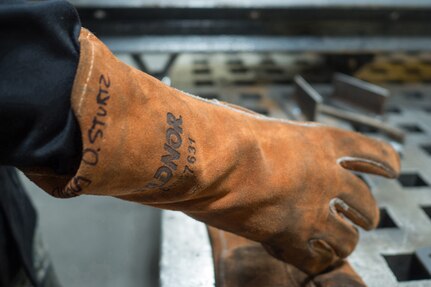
(294, 75, 405, 142)
(332, 73, 390, 115)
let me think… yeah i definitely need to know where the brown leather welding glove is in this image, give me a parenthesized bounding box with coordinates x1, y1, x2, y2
(208, 227, 314, 287)
(208, 227, 366, 287)
(24, 28, 400, 275)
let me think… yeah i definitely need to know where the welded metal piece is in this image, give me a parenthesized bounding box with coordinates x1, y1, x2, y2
(294, 75, 405, 142)
(294, 75, 323, 121)
(160, 211, 215, 287)
(332, 73, 390, 115)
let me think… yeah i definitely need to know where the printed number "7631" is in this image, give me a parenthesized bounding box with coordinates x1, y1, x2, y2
(184, 137, 196, 174)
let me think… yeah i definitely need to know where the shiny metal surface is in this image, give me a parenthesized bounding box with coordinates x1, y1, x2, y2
(160, 211, 215, 287)
(103, 36, 431, 53)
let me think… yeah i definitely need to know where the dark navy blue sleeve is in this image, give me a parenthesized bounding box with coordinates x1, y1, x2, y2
(0, 0, 82, 174)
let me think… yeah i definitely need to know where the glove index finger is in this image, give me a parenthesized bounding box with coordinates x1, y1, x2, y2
(337, 156, 398, 178)
(332, 129, 400, 178)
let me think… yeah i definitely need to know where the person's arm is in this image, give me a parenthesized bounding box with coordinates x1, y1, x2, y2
(0, 0, 82, 174)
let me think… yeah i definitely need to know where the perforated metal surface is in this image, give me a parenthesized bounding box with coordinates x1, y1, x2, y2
(117, 52, 431, 286)
(346, 84, 431, 287)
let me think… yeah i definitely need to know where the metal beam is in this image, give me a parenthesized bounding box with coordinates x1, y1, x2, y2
(102, 35, 431, 53)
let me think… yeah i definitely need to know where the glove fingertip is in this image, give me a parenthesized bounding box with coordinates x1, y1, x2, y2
(338, 156, 399, 179)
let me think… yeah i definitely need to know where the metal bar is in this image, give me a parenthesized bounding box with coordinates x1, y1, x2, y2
(294, 75, 405, 142)
(319, 105, 405, 142)
(132, 53, 150, 72)
(293, 75, 322, 121)
(153, 53, 179, 80)
(332, 73, 390, 115)
(132, 53, 178, 80)
(102, 36, 431, 53)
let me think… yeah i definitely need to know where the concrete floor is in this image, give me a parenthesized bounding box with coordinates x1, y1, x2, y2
(20, 172, 161, 287)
